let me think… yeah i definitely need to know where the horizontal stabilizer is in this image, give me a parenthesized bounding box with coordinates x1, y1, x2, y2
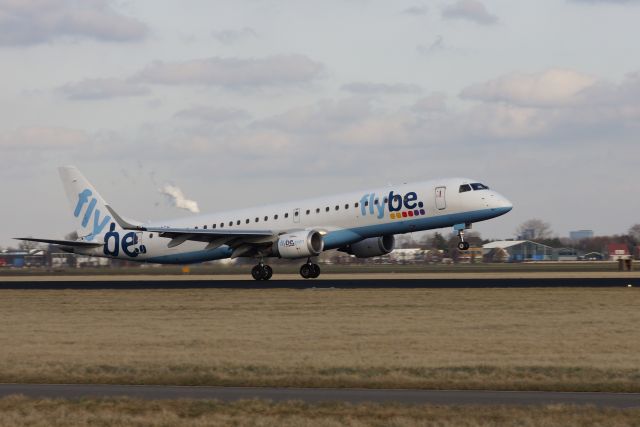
(14, 237, 103, 248)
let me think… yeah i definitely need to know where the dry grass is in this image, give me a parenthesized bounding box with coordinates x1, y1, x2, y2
(1, 396, 640, 427)
(0, 288, 639, 391)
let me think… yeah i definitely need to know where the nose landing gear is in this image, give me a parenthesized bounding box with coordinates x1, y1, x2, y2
(456, 228, 470, 251)
(300, 259, 321, 279)
(251, 262, 273, 281)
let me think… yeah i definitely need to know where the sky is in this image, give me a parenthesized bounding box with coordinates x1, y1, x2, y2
(1, 0, 639, 247)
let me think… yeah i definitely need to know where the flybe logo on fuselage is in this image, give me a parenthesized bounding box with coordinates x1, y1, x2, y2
(74, 189, 111, 239)
(359, 191, 426, 220)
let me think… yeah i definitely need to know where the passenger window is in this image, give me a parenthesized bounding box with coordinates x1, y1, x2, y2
(316, 208, 320, 214)
(237, 220, 241, 225)
(374, 199, 379, 205)
(284, 213, 288, 218)
(306, 209, 310, 215)
(255, 218, 259, 222)
(276, 214, 280, 219)
(345, 204, 349, 209)
(325, 207, 330, 212)
(203, 225, 207, 229)
(364, 201, 369, 207)
(264, 216, 268, 221)
(212, 224, 216, 229)
(459, 184, 472, 193)
(294, 211, 299, 217)
(335, 205, 339, 210)
(355, 202, 359, 208)
(229, 221, 233, 226)
(220, 223, 224, 228)
(150, 234, 153, 238)
(195, 226, 198, 229)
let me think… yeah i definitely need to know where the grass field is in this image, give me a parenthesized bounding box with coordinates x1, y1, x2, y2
(2, 396, 640, 427)
(0, 287, 639, 391)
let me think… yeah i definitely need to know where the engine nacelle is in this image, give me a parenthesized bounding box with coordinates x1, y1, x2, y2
(346, 235, 395, 258)
(273, 230, 324, 259)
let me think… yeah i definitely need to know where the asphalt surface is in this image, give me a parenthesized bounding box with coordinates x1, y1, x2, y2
(0, 277, 637, 289)
(0, 384, 638, 407)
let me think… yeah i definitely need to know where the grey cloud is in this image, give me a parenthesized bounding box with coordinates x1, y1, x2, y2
(403, 5, 428, 15)
(442, 0, 498, 25)
(59, 78, 149, 100)
(417, 35, 444, 56)
(174, 106, 252, 122)
(0, 126, 89, 149)
(341, 82, 422, 95)
(211, 27, 257, 44)
(0, 0, 148, 46)
(134, 54, 324, 88)
(412, 93, 447, 112)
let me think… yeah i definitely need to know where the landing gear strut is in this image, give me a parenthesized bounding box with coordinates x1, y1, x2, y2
(300, 258, 321, 279)
(457, 229, 470, 251)
(251, 262, 273, 281)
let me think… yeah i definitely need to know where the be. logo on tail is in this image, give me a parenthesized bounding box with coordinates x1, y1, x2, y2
(75, 189, 146, 258)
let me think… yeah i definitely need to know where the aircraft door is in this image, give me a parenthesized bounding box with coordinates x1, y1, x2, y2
(435, 186, 446, 210)
(293, 208, 300, 223)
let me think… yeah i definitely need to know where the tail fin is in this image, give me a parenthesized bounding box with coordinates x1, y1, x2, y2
(58, 166, 120, 240)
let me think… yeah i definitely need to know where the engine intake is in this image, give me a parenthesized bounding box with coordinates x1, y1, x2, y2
(345, 235, 395, 258)
(273, 230, 324, 259)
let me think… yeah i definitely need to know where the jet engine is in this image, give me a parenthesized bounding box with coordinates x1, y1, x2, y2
(273, 230, 324, 259)
(344, 235, 395, 258)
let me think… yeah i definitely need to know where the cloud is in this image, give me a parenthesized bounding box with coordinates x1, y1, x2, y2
(211, 27, 257, 44)
(417, 35, 444, 56)
(174, 106, 251, 122)
(160, 184, 200, 213)
(341, 82, 422, 95)
(412, 93, 447, 112)
(59, 78, 149, 100)
(0, 126, 89, 149)
(442, 0, 498, 25)
(0, 0, 148, 46)
(570, 0, 640, 3)
(402, 5, 428, 15)
(460, 69, 597, 107)
(134, 54, 324, 88)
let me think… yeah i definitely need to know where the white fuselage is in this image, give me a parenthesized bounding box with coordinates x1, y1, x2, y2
(76, 177, 512, 264)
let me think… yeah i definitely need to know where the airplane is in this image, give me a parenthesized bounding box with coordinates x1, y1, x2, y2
(17, 166, 512, 280)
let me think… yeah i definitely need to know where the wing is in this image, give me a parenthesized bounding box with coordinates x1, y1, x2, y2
(105, 205, 277, 256)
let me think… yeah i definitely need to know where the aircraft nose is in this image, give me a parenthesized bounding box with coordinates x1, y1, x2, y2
(491, 193, 513, 214)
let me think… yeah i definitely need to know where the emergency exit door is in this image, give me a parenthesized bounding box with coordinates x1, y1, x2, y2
(435, 186, 446, 210)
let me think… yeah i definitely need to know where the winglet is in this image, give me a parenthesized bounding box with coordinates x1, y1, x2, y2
(105, 205, 147, 231)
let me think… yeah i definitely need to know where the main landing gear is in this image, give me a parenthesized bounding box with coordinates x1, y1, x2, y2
(300, 259, 321, 279)
(251, 262, 273, 281)
(457, 229, 470, 251)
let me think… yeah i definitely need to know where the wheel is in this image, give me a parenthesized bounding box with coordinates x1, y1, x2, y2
(458, 242, 469, 251)
(310, 263, 320, 278)
(251, 265, 265, 280)
(263, 265, 273, 280)
(300, 264, 311, 279)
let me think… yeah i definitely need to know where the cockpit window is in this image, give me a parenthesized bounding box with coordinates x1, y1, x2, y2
(459, 184, 472, 193)
(471, 183, 489, 190)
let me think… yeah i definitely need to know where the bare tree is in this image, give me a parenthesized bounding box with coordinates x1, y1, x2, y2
(629, 224, 640, 243)
(516, 219, 552, 240)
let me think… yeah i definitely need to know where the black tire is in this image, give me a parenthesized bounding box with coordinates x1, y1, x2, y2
(310, 263, 321, 278)
(300, 264, 311, 279)
(457, 242, 467, 251)
(464, 242, 470, 250)
(251, 265, 264, 280)
(263, 265, 273, 280)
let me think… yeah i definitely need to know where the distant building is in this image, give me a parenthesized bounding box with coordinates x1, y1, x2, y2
(606, 243, 631, 261)
(569, 230, 594, 241)
(482, 240, 554, 262)
(554, 247, 581, 261)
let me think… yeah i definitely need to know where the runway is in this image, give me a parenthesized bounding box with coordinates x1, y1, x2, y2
(1, 384, 638, 407)
(0, 275, 637, 289)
